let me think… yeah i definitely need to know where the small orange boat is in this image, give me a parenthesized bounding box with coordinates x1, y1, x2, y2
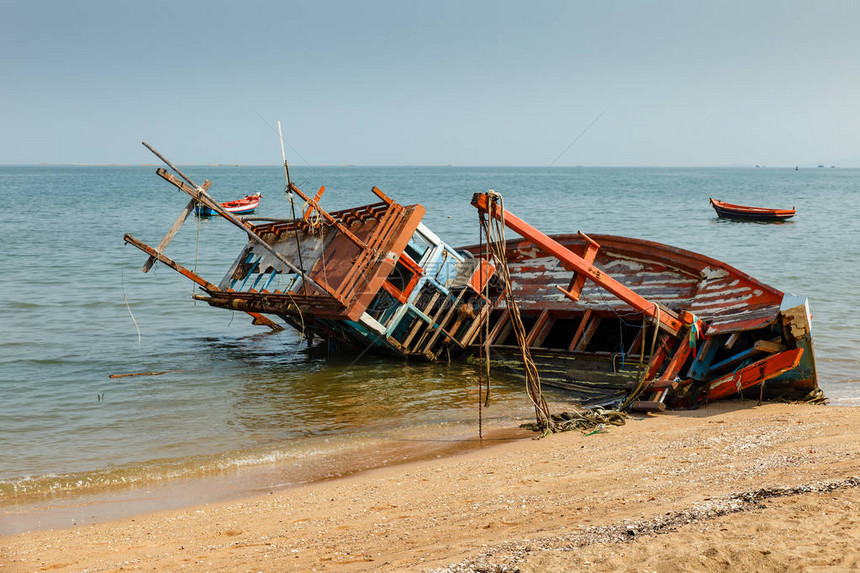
(710, 198, 795, 221)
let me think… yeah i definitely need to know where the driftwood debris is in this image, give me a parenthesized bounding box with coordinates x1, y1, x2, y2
(108, 370, 191, 379)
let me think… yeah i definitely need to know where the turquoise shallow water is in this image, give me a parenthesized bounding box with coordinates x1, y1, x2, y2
(1, 164, 858, 528)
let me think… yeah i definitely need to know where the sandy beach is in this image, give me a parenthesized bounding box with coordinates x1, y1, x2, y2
(2, 400, 859, 572)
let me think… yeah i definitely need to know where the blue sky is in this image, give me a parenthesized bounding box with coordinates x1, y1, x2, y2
(2, 0, 859, 166)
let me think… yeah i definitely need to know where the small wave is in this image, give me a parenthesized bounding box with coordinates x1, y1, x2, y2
(0, 439, 353, 504)
(827, 394, 860, 407)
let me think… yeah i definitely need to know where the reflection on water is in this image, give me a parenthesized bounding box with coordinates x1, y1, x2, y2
(0, 329, 548, 534)
(0, 329, 550, 507)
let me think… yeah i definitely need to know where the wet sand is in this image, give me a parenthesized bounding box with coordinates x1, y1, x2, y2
(0, 424, 529, 536)
(2, 401, 859, 572)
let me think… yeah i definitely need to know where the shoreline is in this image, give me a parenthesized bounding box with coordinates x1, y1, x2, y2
(2, 401, 859, 571)
(0, 423, 531, 537)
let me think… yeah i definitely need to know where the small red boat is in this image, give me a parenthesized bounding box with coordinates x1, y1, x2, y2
(710, 198, 795, 221)
(196, 193, 261, 216)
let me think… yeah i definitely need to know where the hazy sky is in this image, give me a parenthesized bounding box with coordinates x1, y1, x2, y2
(2, 0, 858, 166)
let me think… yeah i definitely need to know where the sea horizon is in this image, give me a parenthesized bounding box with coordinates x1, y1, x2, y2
(2, 163, 857, 169)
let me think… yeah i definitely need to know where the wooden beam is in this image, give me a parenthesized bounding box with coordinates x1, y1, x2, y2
(421, 288, 469, 358)
(371, 186, 394, 205)
(472, 192, 687, 335)
(145, 158, 339, 302)
(525, 309, 551, 347)
(458, 304, 491, 347)
(247, 311, 284, 331)
(303, 186, 325, 221)
(629, 399, 667, 412)
(124, 234, 218, 291)
(754, 339, 787, 354)
(155, 168, 252, 231)
(486, 309, 511, 345)
(725, 332, 740, 349)
(289, 182, 367, 250)
(708, 348, 804, 400)
(642, 334, 674, 381)
(627, 325, 645, 356)
(568, 309, 593, 352)
(402, 295, 439, 351)
(142, 180, 211, 273)
(656, 339, 693, 381)
(565, 231, 600, 301)
(574, 312, 601, 352)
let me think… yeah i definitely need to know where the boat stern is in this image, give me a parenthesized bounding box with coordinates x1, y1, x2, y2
(767, 294, 819, 396)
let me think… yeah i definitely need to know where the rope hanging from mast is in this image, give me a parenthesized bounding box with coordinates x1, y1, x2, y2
(477, 215, 494, 439)
(479, 191, 555, 434)
(477, 190, 632, 436)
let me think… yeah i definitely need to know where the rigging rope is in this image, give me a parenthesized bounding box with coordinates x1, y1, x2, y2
(480, 192, 555, 434)
(120, 269, 142, 350)
(285, 184, 308, 295)
(477, 190, 631, 435)
(477, 219, 485, 439)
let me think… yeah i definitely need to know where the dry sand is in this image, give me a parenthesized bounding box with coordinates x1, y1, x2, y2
(2, 400, 859, 572)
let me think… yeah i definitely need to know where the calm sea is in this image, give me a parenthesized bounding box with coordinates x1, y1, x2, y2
(1, 164, 858, 533)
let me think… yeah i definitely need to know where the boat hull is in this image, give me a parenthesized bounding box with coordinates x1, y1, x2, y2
(195, 194, 261, 216)
(710, 198, 795, 221)
(461, 232, 818, 407)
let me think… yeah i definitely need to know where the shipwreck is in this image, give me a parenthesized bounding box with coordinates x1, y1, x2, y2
(124, 143, 819, 414)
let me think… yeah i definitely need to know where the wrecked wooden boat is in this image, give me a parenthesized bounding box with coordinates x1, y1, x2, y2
(124, 143, 818, 414)
(125, 143, 498, 363)
(710, 198, 795, 221)
(195, 193, 261, 216)
(469, 192, 817, 410)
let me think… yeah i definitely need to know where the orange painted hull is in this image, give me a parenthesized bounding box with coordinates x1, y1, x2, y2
(710, 198, 795, 221)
